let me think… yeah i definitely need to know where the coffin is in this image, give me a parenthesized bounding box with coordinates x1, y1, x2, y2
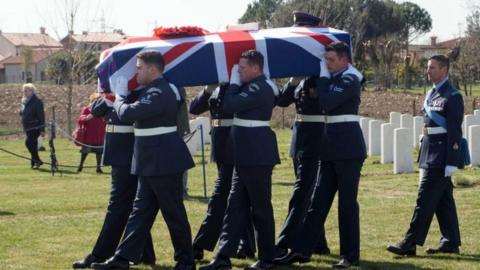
(96, 26, 351, 93)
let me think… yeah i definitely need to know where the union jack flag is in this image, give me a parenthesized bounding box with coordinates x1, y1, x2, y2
(96, 26, 351, 93)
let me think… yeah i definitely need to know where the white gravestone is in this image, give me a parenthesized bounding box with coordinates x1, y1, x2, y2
(394, 128, 414, 174)
(381, 123, 394, 164)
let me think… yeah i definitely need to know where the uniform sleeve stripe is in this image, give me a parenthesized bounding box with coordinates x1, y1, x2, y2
(266, 79, 279, 96)
(169, 83, 181, 101)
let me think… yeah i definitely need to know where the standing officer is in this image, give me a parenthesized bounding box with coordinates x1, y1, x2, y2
(200, 50, 280, 270)
(189, 84, 256, 260)
(91, 51, 195, 270)
(386, 55, 462, 256)
(274, 11, 330, 260)
(277, 42, 366, 269)
(72, 87, 155, 268)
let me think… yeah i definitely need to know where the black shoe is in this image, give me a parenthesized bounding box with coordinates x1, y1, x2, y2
(274, 246, 288, 260)
(425, 245, 459, 254)
(313, 246, 331, 255)
(96, 168, 104, 174)
(72, 254, 104, 269)
(386, 240, 416, 256)
(193, 246, 204, 261)
(332, 258, 359, 269)
(91, 256, 129, 269)
(77, 166, 83, 173)
(234, 248, 255, 259)
(273, 251, 310, 265)
(244, 260, 275, 270)
(199, 256, 231, 270)
(173, 262, 196, 270)
(39, 146, 46, 151)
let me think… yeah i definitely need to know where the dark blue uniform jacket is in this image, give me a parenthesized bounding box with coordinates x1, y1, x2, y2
(114, 77, 195, 176)
(419, 80, 464, 169)
(223, 75, 280, 167)
(189, 85, 234, 164)
(315, 70, 366, 161)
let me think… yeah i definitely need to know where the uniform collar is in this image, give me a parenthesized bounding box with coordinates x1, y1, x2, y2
(146, 76, 166, 88)
(433, 76, 448, 91)
(332, 66, 348, 78)
(247, 74, 266, 84)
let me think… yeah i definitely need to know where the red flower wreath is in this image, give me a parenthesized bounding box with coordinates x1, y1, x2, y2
(153, 26, 210, 39)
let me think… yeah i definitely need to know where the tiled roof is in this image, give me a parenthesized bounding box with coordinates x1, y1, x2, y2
(66, 32, 127, 43)
(1, 32, 62, 47)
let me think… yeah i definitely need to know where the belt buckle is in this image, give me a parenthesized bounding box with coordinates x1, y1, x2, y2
(107, 125, 114, 132)
(212, 119, 220, 127)
(422, 127, 428, 136)
(297, 115, 304, 122)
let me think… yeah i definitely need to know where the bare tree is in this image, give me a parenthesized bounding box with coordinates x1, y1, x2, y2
(38, 0, 109, 133)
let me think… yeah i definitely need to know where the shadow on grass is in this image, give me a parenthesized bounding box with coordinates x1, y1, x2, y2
(274, 181, 295, 187)
(185, 195, 210, 204)
(36, 167, 78, 175)
(0, 211, 15, 216)
(416, 253, 480, 262)
(360, 259, 443, 269)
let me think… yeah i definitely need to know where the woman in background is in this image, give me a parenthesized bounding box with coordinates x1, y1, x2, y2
(76, 93, 106, 173)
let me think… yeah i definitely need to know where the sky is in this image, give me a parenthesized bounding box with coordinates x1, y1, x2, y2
(0, 0, 475, 44)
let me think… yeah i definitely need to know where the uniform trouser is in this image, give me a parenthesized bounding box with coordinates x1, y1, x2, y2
(25, 129, 41, 165)
(404, 168, 461, 247)
(193, 163, 256, 253)
(277, 157, 328, 250)
(116, 174, 194, 265)
(91, 166, 155, 262)
(295, 159, 363, 262)
(218, 166, 275, 262)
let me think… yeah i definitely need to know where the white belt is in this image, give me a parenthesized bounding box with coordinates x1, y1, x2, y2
(134, 126, 177, 136)
(233, 118, 270, 127)
(211, 119, 233, 127)
(106, 124, 134, 133)
(424, 126, 447, 135)
(295, 114, 360, 123)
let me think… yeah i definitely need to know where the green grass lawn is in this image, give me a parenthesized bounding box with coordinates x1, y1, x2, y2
(1, 129, 480, 270)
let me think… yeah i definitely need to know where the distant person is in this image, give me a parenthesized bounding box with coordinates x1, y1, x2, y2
(76, 93, 106, 173)
(20, 83, 45, 169)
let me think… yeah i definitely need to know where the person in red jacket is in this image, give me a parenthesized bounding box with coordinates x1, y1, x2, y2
(77, 93, 106, 173)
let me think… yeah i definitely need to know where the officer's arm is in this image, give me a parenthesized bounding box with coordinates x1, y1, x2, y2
(276, 81, 297, 107)
(114, 90, 166, 122)
(91, 98, 109, 117)
(446, 93, 464, 166)
(189, 89, 211, 115)
(223, 84, 264, 113)
(316, 74, 360, 113)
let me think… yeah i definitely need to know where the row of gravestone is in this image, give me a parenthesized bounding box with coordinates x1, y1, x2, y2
(360, 110, 480, 174)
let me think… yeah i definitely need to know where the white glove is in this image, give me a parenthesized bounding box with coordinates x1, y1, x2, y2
(230, 64, 241, 86)
(289, 77, 303, 86)
(115, 76, 129, 97)
(444, 165, 458, 177)
(319, 58, 330, 78)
